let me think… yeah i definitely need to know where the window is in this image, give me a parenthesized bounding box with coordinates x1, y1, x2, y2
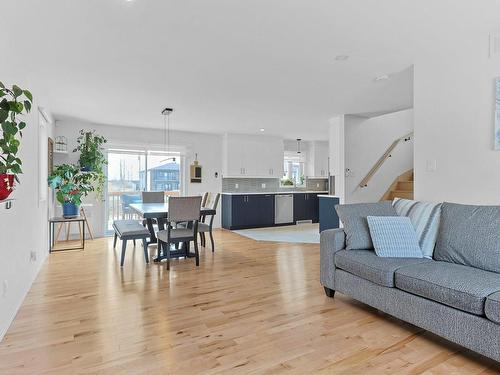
(282, 151, 305, 187)
(105, 149, 181, 232)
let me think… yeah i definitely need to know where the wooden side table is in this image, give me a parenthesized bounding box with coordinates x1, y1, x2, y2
(49, 216, 86, 252)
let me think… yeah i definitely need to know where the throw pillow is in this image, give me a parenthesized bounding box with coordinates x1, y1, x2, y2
(367, 216, 423, 258)
(335, 202, 397, 250)
(392, 198, 442, 259)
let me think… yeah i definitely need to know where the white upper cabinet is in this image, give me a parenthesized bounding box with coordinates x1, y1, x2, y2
(306, 141, 329, 178)
(222, 133, 284, 178)
(313, 141, 329, 177)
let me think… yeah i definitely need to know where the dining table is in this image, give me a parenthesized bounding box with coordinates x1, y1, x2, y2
(129, 202, 216, 245)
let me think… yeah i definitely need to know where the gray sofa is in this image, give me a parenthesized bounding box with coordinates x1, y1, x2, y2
(320, 202, 500, 362)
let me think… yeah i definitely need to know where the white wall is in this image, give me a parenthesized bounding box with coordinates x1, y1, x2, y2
(329, 116, 345, 202)
(344, 109, 414, 203)
(54, 119, 223, 236)
(0, 98, 54, 340)
(414, 37, 500, 204)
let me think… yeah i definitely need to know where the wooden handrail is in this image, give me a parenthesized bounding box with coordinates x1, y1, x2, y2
(359, 132, 413, 188)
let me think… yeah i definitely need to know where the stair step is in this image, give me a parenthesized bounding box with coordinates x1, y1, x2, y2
(396, 181, 413, 191)
(391, 190, 414, 200)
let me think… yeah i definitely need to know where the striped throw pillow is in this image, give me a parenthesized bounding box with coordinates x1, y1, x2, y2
(367, 216, 423, 258)
(392, 198, 442, 259)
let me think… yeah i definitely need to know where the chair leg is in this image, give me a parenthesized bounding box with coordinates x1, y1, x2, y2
(166, 241, 171, 270)
(201, 233, 206, 247)
(133, 239, 136, 246)
(194, 238, 200, 267)
(157, 238, 162, 260)
(209, 230, 215, 252)
(113, 233, 118, 249)
(143, 239, 149, 263)
(120, 239, 127, 267)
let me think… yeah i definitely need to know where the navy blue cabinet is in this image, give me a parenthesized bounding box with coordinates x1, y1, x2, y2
(222, 194, 275, 229)
(319, 196, 340, 232)
(293, 193, 319, 223)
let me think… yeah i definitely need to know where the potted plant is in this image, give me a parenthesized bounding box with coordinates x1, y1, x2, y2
(48, 164, 95, 218)
(0, 82, 33, 200)
(74, 130, 107, 172)
(73, 129, 107, 200)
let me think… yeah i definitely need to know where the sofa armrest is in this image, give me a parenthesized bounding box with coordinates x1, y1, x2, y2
(320, 228, 346, 290)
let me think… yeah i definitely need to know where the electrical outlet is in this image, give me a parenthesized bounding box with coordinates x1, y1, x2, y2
(2, 280, 7, 298)
(235, 183, 239, 189)
(261, 183, 266, 188)
(316, 183, 320, 188)
(30, 251, 37, 262)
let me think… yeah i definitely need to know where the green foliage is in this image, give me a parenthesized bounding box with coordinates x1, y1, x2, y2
(0, 82, 33, 181)
(73, 129, 107, 200)
(48, 164, 96, 205)
(281, 178, 294, 186)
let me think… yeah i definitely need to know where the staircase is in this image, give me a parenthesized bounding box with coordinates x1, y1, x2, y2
(380, 169, 414, 201)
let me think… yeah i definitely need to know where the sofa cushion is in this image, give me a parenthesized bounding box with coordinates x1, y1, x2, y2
(334, 250, 430, 287)
(485, 292, 500, 324)
(392, 198, 442, 258)
(367, 216, 423, 258)
(395, 261, 500, 315)
(335, 202, 397, 250)
(434, 202, 500, 273)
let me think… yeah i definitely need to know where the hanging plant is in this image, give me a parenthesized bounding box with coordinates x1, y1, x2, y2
(73, 129, 107, 200)
(0, 81, 33, 200)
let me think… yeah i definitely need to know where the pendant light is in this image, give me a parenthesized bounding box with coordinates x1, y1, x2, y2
(296, 138, 302, 154)
(161, 107, 175, 162)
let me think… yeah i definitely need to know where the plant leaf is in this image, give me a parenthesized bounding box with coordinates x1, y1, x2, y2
(12, 85, 23, 98)
(0, 109, 8, 123)
(24, 101, 31, 112)
(23, 90, 33, 102)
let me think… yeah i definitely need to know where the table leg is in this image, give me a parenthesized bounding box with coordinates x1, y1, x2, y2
(146, 218, 157, 244)
(55, 223, 63, 244)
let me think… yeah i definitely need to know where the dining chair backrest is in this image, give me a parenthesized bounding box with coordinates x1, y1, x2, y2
(142, 191, 165, 203)
(207, 193, 221, 210)
(201, 192, 209, 207)
(168, 196, 202, 222)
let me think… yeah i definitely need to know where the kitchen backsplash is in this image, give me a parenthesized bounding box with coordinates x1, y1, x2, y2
(306, 178, 329, 191)
(222, 177, 328, 193)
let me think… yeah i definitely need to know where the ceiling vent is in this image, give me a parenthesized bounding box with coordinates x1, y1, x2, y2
(490, 32, 500, 58)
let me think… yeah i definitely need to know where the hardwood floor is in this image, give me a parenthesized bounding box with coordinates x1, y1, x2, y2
(0, 230, 499, 374)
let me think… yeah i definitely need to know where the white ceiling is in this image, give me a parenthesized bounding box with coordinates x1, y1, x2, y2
(2, 0, 499, 139)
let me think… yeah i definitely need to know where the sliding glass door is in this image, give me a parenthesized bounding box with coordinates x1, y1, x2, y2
(105, 149, 181, 233)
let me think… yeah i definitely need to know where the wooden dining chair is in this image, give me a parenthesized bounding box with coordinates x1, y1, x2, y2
(156, 196, 202, 270)
(141, 191, 165, 229)
(201, 192, 209, 208)
(199, 193, 220, 252)
(142, 191, 165, 203)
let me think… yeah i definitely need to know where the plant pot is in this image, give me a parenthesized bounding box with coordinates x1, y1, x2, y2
(62, 202, 80, 218)
(0, 174, 15, 200)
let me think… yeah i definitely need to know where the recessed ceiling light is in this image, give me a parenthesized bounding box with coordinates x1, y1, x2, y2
(259, 128, 265, 132)
(374, 74, 390, 82)
(334, 55, 349, 61)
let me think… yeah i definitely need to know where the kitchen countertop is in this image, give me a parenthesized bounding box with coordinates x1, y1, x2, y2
(317, 194, 340, 198)
(221, 191, 329, 196)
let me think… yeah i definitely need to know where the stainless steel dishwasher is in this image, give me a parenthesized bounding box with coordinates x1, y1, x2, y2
(275, 194, 294, 224)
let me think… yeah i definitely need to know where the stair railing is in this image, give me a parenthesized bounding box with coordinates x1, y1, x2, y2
(358, 132, 413, 188)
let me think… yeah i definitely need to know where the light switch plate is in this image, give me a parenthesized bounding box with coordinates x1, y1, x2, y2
(235, 183, 239, 189)
(261, 183, 266, 188)
(426, 160, 437, 172)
